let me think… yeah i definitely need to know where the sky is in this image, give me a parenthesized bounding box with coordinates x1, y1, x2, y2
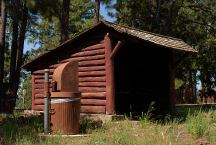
(24, 3, 116, 53)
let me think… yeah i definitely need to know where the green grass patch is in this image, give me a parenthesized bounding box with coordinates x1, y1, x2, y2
(1, 106, 216, 145)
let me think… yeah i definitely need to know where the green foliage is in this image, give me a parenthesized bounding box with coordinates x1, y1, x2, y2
(79, 117, 103, 134)
(0, 115, 43, 145)
(25, 0, 96, 63)
(79, 117, 94, 133)
(139, 102, 155, 126)
(186, 111, 211, 138)
(175, 79, 184, 90)
(2, 109, 216, 144)
(108, 0, 216, 102)
(16, 73, 32, 109)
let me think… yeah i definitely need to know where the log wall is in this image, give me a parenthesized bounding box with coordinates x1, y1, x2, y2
(32, 43, 106, 114)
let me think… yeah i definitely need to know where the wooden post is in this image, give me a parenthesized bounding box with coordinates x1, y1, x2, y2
(31, 74, 35, 110)
(168, 50, 176, 115)
(104, 33, 115, 115)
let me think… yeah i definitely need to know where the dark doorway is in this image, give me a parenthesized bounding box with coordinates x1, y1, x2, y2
(114, 41, 170, 116)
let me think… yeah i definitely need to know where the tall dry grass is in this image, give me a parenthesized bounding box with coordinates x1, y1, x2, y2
(1, 108, 216, 145)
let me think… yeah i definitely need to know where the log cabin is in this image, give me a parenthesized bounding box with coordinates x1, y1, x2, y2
(23, 21, 197, 116)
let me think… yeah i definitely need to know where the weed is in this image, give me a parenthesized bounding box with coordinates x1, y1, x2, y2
(186, 111, 210, 138)
(139, 102, 155, 127)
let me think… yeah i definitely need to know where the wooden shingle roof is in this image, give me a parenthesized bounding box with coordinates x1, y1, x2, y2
(23, 21, 197, 70)
(104, 21, 196, 52)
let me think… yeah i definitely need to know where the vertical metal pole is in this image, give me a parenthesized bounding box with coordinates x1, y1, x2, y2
(44, 69, 50, 134)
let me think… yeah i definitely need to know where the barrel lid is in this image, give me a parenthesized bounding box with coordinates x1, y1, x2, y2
(51, 91, 81, 98)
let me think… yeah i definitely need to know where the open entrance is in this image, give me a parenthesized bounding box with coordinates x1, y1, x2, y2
(114, 41, 170, 116)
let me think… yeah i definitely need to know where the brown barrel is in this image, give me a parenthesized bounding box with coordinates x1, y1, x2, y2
(50, 97, 80, 134)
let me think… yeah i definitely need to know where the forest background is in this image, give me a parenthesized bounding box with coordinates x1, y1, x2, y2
(0, 0, 215, 109)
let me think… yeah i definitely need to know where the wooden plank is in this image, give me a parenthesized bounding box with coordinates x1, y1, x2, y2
(79, 87, 106, 92)
(72, 49, 105, 57)
(81, 106, 105, 114)
(79, 77, 106, 82)
(79, 82, 106, 87)
(78, 60, 105, 67)
(81, 99, 106, 106)
(81, 44, 104, 51)
(81, 92, 106, 98)
(78, 70, 105, 77)
(79, 65, 105, 72)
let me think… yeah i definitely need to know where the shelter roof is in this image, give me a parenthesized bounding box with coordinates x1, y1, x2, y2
(23, 21, 197, 70)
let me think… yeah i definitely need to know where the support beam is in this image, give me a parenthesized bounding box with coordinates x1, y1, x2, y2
(168, 50, 176, 115)
(104, 33, 115, 115)
(110, 40, 125, 59)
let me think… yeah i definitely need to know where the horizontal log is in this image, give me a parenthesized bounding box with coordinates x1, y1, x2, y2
(33, 105, 44, 111)
(34, 89, 52, 94)
(79, 87, 106, 92)
(34, 84, 44, 89)
(78, 70, 105, 77)
(81, 106, 105, 114)
(79, 65, 105, 72)
(34, 79, 52, 83)
(34, 99, 44, 105)
(35, 94, 44, 99)
(60, 54, 105, 63)
(79, 77, 106, 82)
(81, 92, 106, 98)
(81, 99, 106, 106)
(49, 63, 62, 69)
(79, 60, 105, 67)
(81, 44, 104, 51)
(35, 89, 44, 94)
(72, 49, 105, 57)
(33, 69, 55, 75)
(34, 75, 53, 79)
(79, 82, 106, 87)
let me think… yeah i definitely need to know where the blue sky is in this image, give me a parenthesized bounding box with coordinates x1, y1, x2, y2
(24, 3, 116, 53)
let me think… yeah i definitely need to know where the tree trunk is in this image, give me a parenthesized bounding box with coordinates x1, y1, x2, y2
(9, 0, 19, 87)
(13, 4, 28, 95)
(59, 0, 70, 43)
(94, 0, 100, 24)
(0, 0, 6, 97)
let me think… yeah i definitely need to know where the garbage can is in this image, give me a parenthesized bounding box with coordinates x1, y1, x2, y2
(50, 60, 80, 135)
(50, 92, 80, 135)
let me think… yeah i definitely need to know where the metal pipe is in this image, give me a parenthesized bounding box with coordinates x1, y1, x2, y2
(44, 69, 50, 134)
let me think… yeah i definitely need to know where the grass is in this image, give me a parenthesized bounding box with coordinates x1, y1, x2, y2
(1, 107, 216, 145)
